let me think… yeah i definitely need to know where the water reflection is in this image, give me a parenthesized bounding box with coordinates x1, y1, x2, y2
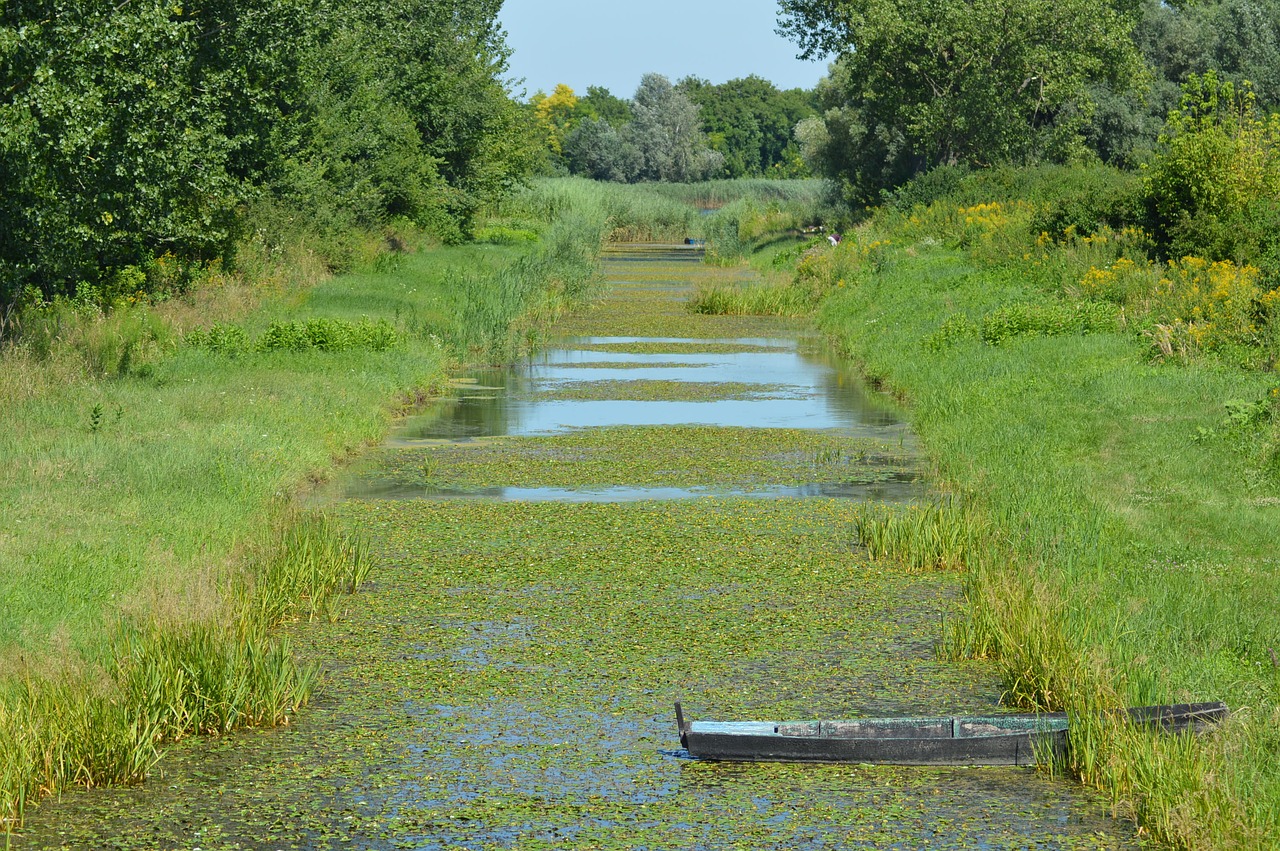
(393, 336, 906, 442)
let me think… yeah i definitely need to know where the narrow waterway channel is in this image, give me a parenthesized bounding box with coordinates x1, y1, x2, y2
(16, 245, 1140, 849)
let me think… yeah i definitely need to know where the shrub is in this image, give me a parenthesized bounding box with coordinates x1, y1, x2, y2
(1142, 73, 1280, 270)
(1143, 257, 1277, 357)
(882, 164, 973, 211)
(1077, 257, 1163, 306)
(980, 301, 1119, 345)
(473, 226, 539, 245)
(923, 314, 980, 351)
(187, 319, 400, 355)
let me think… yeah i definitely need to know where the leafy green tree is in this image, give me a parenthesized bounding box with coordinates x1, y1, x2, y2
(678, 75, 817, 177)
(628, 73, 723, 182)
(1085, 0, 1280, 166)
(564, 118, 643, 182)
(333, 0, 538, 230)
(1142, 72, 1280, 268)
(778, 0, 1145, 201)
(0, 0, 538, 310)
(579, 85, 633, 127)
(0, 1, 247, 304)
(270, 19, 457, 256)
(559, 75, 723, 183)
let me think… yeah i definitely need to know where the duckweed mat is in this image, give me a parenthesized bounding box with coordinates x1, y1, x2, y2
(15, 500, 1136, 849)
(365, 426, 915, 492)
(555, 256, 793, 339)
(565, 341, 793, 355)
(547, 360, 715, 370)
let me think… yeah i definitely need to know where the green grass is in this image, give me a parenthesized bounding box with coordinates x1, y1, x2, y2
(0, 247, 508, 656)
(0, 207, 606, 829)
(816, 239, 1280, 848)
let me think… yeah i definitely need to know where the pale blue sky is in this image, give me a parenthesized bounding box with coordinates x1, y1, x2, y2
(498, 0, 827, 100)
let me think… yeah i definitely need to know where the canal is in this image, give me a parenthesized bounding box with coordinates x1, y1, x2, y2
(15, 245, 1138, 850)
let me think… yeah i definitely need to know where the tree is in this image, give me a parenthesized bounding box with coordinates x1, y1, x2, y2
(678, 75, 818, 177)
(1084, 0, 1280, 166)
(778, 0, 1145, 201)
(531, 83, 585, 156)
(1142, 72, 1280, 266)
(0, 1, 253, 303)
(579, 85, 632, 127)
(564, 118, 643, 182)
(0, 0, 539, 308)
(628, 73, 723, 182)
(346, 0, 538, 228)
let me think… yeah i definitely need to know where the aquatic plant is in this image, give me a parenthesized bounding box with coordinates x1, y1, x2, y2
(853, 501, 989, 573)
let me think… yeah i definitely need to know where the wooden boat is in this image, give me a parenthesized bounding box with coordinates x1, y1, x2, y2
(674, 701, 1228, 767)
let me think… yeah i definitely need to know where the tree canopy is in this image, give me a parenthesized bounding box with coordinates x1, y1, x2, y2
(677, 76, 816, 177)
(779, 0, 1146, 201)
(560, 74, 722, 184)
(0, 0, 537, 308)
(1086, 0, 1280, 165)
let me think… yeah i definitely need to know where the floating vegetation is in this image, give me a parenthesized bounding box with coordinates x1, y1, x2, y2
(569, 340, 791, 355)
(365, 425, 914, 491)
(13, 231, 1137, 849)
(548, 359, 713, 370)
(13, 499, 1134, 849)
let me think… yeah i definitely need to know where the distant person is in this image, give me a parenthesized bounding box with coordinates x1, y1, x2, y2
(827, 233, 842, 247)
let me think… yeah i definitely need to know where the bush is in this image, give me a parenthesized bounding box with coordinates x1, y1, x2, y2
(1076, 256, 1163, 306)
(1145, 258, 1278, 355)
(882, 164, 973, 211)
(923, 314, 980, 351)
(186, 318, 400, 355)
(1142, 73, 1280, 271)
(472, 226, 540, 245)
(979, 300, 1120, 345)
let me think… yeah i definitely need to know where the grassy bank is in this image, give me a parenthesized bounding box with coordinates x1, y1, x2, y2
(691, 166, 1280, 846)
(0, 208, 606, 829)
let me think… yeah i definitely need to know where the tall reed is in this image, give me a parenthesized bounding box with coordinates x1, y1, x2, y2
(0, 512, 364, 830)
(853, 501, 989, 573)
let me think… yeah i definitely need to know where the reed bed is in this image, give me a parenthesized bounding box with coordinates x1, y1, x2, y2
(643, 178, 829, 209)
(852, 501, 990, 574)
(0, 512, 371, 830)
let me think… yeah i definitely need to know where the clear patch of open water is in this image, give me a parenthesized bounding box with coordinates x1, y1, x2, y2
(391, 337, 906, 443)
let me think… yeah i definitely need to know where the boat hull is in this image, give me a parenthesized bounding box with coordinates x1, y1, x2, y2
(677, 702, 1228, 767)
(682, 719, 1065, 767)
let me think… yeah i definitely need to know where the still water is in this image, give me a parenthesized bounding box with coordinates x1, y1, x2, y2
(391, 336, 907, 442)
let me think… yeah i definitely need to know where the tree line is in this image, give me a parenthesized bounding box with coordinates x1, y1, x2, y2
(528, 73, 817, 183)
(779, 0, 1280, 202)
(777, 0, 1280, 274)
(0, 0, 536, 310)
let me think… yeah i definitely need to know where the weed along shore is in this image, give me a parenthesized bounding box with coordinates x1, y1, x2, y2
(0, 202, 604, 834)
(13, 236, 1140, 848)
